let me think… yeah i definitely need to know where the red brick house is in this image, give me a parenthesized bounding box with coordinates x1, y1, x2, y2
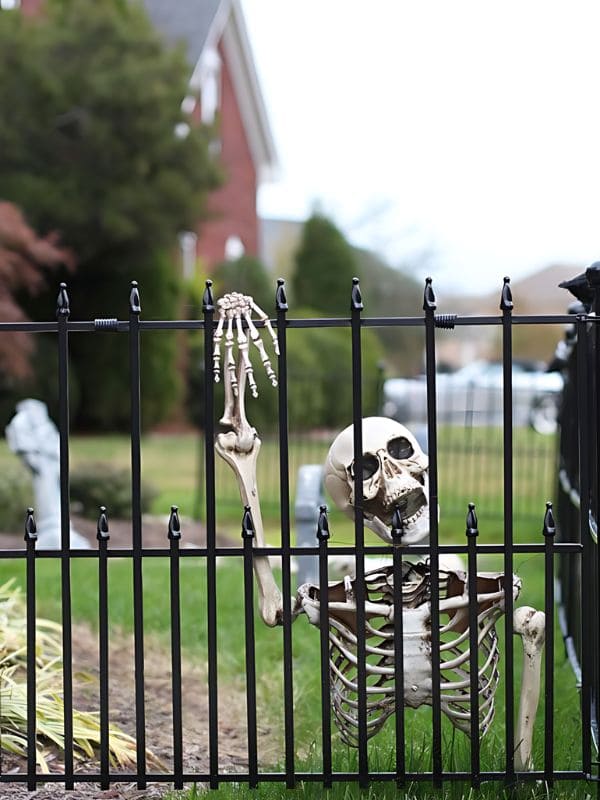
(13, 0, 278, 275)
(143, 0, 278, 275)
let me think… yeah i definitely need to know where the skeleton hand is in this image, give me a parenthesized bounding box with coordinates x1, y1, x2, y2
(213, 292, 278, 399)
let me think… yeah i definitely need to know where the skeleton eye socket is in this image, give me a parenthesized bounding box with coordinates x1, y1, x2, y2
(350, 455, 379, 481)
(387, 436, 414, 460)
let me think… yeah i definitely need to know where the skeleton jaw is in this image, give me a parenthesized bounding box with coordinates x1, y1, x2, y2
(363, 481, 430, 545)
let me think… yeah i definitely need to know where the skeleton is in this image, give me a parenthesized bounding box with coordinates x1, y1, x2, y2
(213, 292, 545, 770)
(300, 417, 546, 771)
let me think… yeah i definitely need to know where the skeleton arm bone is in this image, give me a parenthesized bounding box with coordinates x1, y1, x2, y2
(513, 606, 545, 771)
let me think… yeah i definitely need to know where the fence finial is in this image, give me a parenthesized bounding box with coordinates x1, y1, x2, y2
(97, 506, 110, 541)
(56, 282, 70, 318)
(423, 277, 436, 312)
(275, 278, 288, 312)
(129, 281, 141, 314)
(465, 502, 479, 537)
(202, 279, 215, 313)
(168, 505, 182, 540)
(316, 505, 330, 541)
(241, 506, 255, 539)
(543, 501, 556, 537)
(24, 507, 37, 542)
(351, 277, 363, 311)
(500, 276, 513, 312)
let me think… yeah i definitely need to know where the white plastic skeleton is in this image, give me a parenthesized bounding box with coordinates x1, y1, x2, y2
(297, 417, 546, 771)
(212, 293, 545, 770)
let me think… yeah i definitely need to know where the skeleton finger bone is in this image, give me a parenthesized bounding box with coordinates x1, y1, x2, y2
(212, 309, 226, 383)
(513, 606, 545, 772)
(249, 298, 280, 356)
(243, 309, 278, 387)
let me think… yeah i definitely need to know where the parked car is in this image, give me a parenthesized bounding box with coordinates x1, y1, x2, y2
(381, 360, 563, 434)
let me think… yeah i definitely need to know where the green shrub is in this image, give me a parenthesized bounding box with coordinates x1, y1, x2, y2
(70, 462, 158, 519)
(0, 466, 33, 533)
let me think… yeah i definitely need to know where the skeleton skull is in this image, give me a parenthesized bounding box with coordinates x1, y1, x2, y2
(325, 417, 429, 544)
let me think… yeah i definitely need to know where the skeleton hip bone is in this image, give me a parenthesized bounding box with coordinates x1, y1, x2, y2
(325, 417, 430, 544)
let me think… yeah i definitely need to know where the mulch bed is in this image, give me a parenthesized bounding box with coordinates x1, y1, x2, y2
(0, 518, 271, 798)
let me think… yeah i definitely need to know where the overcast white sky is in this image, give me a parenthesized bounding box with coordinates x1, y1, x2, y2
(241, 0, 600, 294)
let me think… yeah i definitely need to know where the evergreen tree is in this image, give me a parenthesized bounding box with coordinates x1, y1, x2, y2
(0, 0, 220, 428)
(292, 214, 357, 315)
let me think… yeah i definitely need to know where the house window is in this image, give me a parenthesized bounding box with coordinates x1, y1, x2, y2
(225, 235, 245, 261)
(178, 231, 197, 279)
(199, 47, 221, 125)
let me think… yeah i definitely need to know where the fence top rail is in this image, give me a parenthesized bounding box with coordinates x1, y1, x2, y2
(0, 312, 582, 334)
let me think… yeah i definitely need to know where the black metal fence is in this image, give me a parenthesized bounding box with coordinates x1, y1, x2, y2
(0, 275, 595, 791)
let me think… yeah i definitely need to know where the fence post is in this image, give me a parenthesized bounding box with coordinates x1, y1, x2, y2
(25, 508, 37, 791)
(391, 506, 405, 787)
(316, 505, 332, 788)
(423, 277, 443, 785)
(466, 503, 480, 788)
(202, 279, 220, 788)
(97, 506, 110, 790)
(242, 507, 259, 788)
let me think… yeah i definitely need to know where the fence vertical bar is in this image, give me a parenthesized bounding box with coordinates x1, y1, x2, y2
(589, 266, 600, 792)
(543, 502, 556, 787)
(350, 277, 369, 788)
(391, 507, 406, 787)
(25, 509, 37, 791)
(168, 506, 184, 789)
(276, 278, 295, 788)
(242, 507, 259, 788)
(57, 283, 74, 789)
(466, 503, 480, 788)
(97, 507, 110, 790)
(423, 277, 443, 785)
(500, 277, 516, 785)
(129, 280, 146, 787)
(203, 279, 219, 788)
(577, 314, 592, 775)
(317, 506, 332, 788)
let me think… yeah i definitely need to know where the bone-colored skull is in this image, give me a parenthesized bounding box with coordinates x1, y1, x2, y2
(324, 417, 429, 544)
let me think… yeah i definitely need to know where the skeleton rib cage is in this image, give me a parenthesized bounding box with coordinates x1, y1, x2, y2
(297, 562, 519, 747)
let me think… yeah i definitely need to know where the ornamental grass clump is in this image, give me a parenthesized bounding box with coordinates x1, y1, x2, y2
(0, 579, 139, 771)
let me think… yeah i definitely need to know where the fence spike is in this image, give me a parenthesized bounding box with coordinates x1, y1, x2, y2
(465, 502, 479, 537)
(24, 507, 37, 541)
(202, 279, 215, 313)
(351, 277, 363, 311)
(391, 505, 404, 541)
(241, 506, 255, 539)
(56, 282, 70, 318)
(316, 505, 330, 541)
(543, 501, 556, 537)
(168, 505, 182, 540)
(275, 278, 288, 312)
(500, 276, 513, 312)
(129, 280, 141, 314)
(96, 506, 110, 541)
(423, 276, 436, 312)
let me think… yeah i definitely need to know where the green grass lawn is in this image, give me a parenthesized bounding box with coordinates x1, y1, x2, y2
(0, 428, 589, 797)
